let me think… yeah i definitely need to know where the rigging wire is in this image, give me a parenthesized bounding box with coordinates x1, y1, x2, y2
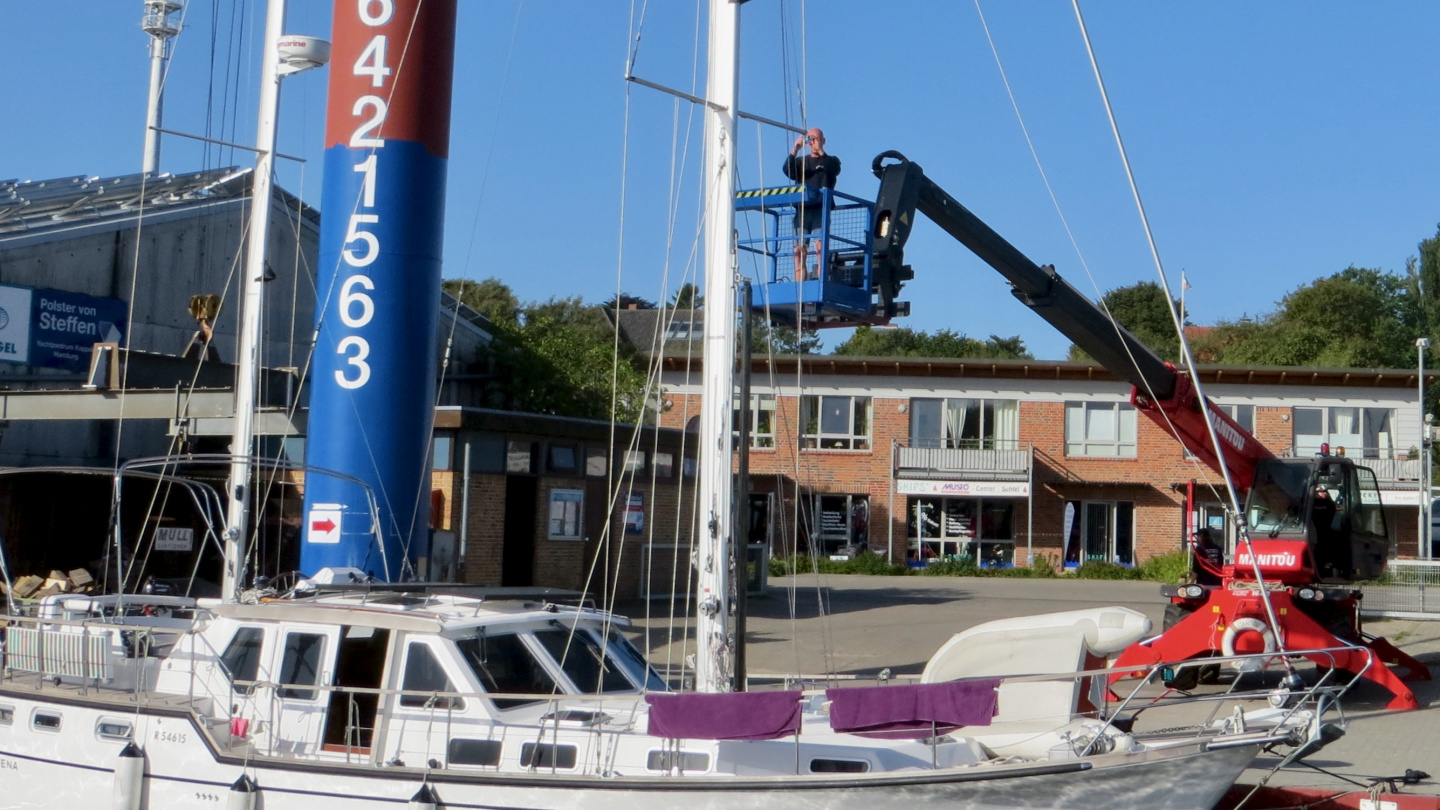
(1068, 0, 1289, 653)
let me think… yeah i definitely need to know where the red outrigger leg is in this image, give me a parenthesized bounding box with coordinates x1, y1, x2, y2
(1108, 589, 1424, 711)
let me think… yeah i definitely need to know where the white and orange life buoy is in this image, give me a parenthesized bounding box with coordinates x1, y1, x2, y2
(1220, 616, 1277, 667)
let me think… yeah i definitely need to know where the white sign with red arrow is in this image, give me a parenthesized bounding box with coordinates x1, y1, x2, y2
(307, 504, 343, 544)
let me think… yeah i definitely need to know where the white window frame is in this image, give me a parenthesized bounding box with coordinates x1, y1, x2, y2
(733, 394, 777, 449)
(908, 397, 1020, 450)
(1065, 402, 1137, 458)
(547, 489, 585, 541)
(1184, 403, 1254, 460)
(801, 395, 872, 451)
(1292, 406, 1396, 459)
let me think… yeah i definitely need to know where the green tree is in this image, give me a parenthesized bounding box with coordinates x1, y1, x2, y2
(442, 277, 519, 326)
(1193, 267, 1422, 368)
(671, 283, 702, 310)
(833, 325, 1031, 359)
(1068, 281, 1181, 363)
(605, 292, 658, 311)
(749, 321, 822, 355)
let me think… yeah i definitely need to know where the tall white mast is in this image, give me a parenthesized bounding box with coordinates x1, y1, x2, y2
(694, 0, 741, 693)
(222, 0, 287, 601)
(140, 1, 182, 174)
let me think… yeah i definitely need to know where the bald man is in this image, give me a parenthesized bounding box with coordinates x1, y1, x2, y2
(782, 127, 842, 280)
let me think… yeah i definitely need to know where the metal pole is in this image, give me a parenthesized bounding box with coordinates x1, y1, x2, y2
(693, 0, 740, 694)
(459, 441, 471, 575)
(222, 0, 288, 601)
(140, 1, 181, 174)
(1419, 338, 1430, 560)
(888, 439, 896, 563)
(734, 282, 753, 691)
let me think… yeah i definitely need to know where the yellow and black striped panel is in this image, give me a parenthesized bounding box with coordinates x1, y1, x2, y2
(735, 186, 806, 198)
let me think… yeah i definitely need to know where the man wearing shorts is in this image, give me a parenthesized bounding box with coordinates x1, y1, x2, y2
(782, 128, 841, 280)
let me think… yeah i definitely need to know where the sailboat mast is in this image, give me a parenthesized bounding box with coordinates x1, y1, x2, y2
(694, 0, 741, 693)
(223, 0, 288, 601)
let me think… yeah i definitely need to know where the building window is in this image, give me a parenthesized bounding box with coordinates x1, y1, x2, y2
(506, 440, 535, 474)
(801, 396, 871, 450)
(653, 452, 674, 478)
(732, 394, 777, 449)
(1062, 500, 1135, 567)
(585, 449, 607, 477)
(1293, 406, 1395, 458)
(432, 433, 454, 471)
(909, 398, 1019, 449)
(1065, 402, 1137, 458)
(548, 489, 584, 540)
(907, 498, 1015, 566)
(547, 444, 579, 474)
(623, 451, 646, 473)
(806, 494, 869, 554)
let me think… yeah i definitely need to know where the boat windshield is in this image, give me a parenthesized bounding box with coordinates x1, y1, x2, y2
(1246, 460, 1312, 534)
(597, 628, 669, 691)
(455, 632, 559, 709)
(532, 628, 635, 694)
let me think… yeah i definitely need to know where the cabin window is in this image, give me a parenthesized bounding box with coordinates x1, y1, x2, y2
(598, 628, 668, 691)
(1065, 402, 1137, 458)
(810, 758, 870, 773)
(31, 711, 61, 732)
(96, 718, 133, 742)
(646, 750, 711, 772)
(220, 626, 265, 694)
(455, 632, 558, 709)
(447, 738, 502, 767)
(520, 742, 577, 770)
(0, 705, 12, 726)
(278, 632, 326, 700)
(400, 642, 463, 710)
(532, 628, 634, 693)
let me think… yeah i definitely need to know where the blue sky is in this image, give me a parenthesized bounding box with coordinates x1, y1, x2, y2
(5, 1, 1440, 361)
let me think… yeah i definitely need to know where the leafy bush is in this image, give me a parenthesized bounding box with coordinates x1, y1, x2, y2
(768, 553, 908, 577)
(1136, 550, 1190, 584)
(917, 556, 982, 577)
(1071, 560, 1143, 580)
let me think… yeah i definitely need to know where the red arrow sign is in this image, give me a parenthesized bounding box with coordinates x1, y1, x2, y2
(311, 518, 336, 533)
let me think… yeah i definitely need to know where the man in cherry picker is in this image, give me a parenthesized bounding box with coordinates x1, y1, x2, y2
(783, 127, 841, 280)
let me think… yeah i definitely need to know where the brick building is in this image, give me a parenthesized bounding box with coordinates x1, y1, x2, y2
(658, 355, 1430, 570)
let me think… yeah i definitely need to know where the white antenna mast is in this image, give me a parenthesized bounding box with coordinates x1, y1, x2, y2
(140, 0, 182, 174)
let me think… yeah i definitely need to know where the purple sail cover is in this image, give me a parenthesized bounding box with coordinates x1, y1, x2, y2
(826, 678, 1001, 738)
(645, 690, 803, 741)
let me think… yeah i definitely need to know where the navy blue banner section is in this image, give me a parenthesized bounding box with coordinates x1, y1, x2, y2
(0, 284, 127, 371)
(302, 139, 446, 579)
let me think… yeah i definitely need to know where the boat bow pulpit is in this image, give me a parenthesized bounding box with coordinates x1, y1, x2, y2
(735, 185, 907, 330)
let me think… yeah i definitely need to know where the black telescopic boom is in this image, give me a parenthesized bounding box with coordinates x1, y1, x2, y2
(870, 151, 1177, 400)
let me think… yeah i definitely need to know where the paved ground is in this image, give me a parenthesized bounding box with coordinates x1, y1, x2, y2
(620, 574, 1440, 797)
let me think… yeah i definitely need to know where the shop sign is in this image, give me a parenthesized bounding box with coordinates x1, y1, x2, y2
(896, 480, 1030, 497)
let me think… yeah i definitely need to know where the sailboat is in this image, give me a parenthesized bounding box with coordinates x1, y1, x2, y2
(0, 1, 1340, 809)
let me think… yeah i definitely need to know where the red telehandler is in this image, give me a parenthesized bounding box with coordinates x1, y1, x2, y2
(865, 151, 1430, 709)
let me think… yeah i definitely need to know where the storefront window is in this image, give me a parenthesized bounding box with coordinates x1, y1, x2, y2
(1062, 500, 1134, 567)
(907, 497, 1015, 566)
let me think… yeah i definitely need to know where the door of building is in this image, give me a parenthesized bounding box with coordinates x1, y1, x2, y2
(502, 477, 538, 586)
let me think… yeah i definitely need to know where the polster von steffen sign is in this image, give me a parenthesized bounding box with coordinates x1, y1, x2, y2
(896, 480, 1031, 498)
(0, 284, 127, 371)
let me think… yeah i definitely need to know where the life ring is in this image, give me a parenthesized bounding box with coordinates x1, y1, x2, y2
(1221, 616, 1277, 659)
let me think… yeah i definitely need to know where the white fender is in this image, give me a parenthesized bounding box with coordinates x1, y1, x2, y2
(408, 783, 439, 810)
(226, 774, 257, 810)
(1221, 616, 1277, 660)
(111, 742, 144, 810)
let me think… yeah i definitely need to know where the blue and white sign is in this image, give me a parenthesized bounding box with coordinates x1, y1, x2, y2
(0, 284, 127, 371)
(0, 285, 33, 364)
(31, 288, 126, 370)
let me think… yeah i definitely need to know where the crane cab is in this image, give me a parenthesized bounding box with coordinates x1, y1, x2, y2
(1243, 455, 1390, 584)
(734, 185, 902, 330)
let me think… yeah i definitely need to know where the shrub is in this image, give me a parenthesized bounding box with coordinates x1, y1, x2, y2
(1071, 560, 1142, 580)
(917, 556, 982, 577)
(1136, 549, 1190, 584)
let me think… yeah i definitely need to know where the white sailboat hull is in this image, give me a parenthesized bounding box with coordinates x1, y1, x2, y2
(0, 689, 1258, 810)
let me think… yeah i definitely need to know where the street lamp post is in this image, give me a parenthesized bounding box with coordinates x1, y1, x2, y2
(1418, 338, 1430, 560)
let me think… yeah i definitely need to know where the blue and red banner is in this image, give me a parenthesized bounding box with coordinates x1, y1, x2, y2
(302, 0, 457, 580)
